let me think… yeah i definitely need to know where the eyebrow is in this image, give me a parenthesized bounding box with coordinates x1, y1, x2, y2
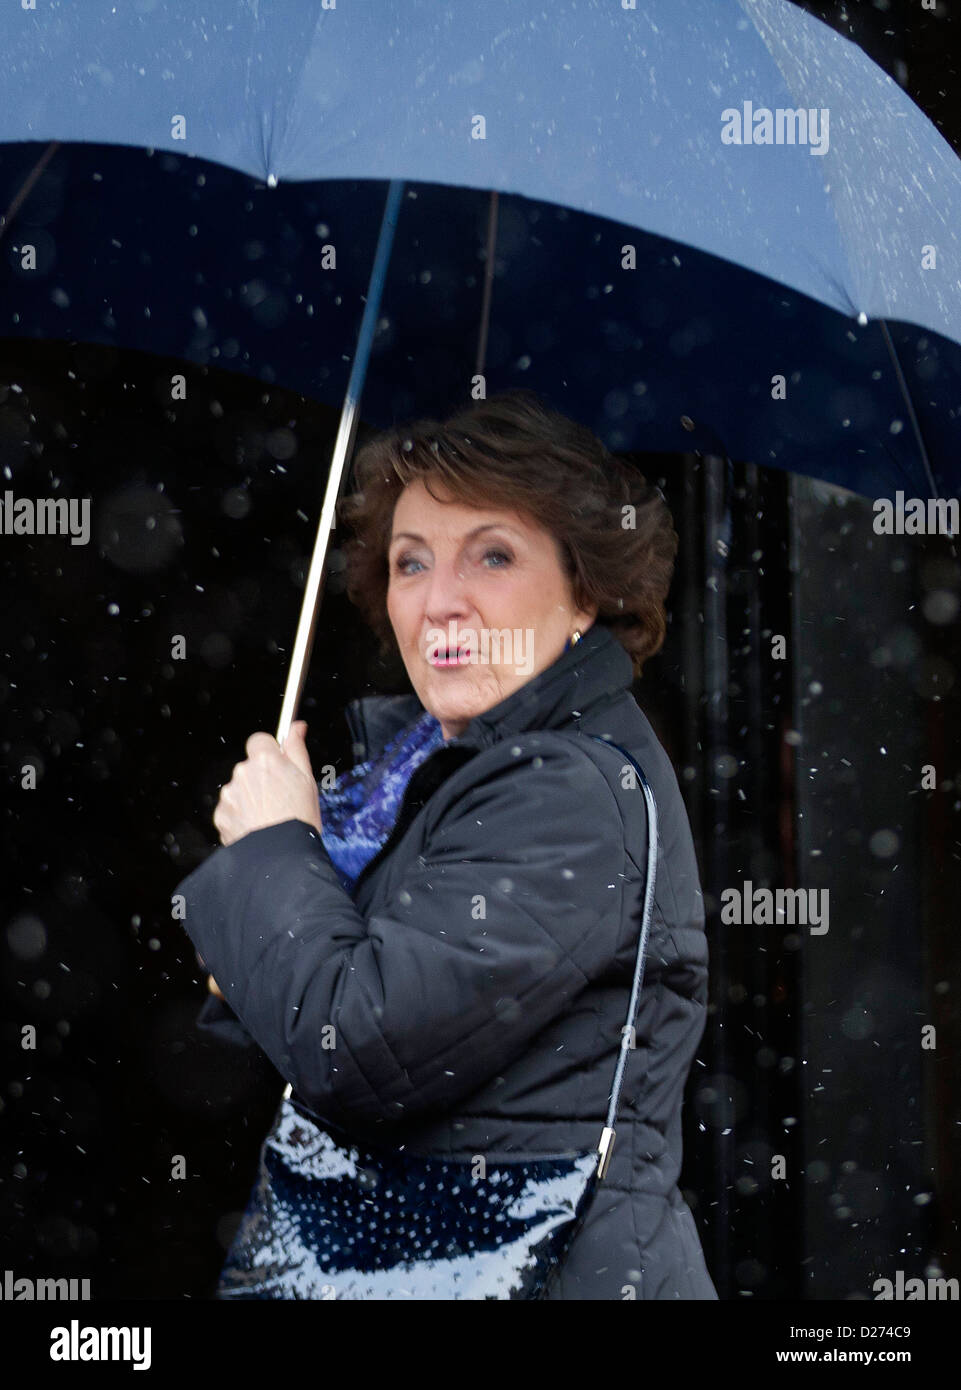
(389, 523, 522, 547)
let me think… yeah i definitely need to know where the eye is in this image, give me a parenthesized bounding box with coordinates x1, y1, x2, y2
(392, 553, 423, 575)
(392, 547, 512, 575)
(482, 547, 512, 568)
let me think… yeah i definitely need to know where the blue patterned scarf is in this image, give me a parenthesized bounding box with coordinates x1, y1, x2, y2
(318, 708, 446, 894)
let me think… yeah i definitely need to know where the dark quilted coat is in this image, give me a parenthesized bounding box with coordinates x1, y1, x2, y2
(177, 622, 717, 1299)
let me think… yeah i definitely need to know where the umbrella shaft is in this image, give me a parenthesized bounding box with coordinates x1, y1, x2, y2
(276, 180, 405, 747)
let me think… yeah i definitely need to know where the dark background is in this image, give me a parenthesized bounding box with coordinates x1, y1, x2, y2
(1, 0, 960, 1300)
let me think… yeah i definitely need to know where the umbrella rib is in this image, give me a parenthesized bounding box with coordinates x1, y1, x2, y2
(734, 0, 865, 319)
(475, 190, 499, 380)
(877, 317, 941, 502)
(0, 140, 61, 243)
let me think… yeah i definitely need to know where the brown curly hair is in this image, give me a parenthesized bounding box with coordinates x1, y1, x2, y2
(337, 388, 678, 680)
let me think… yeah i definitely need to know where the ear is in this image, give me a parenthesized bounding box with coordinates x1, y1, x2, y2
(576, 599, 599, 629)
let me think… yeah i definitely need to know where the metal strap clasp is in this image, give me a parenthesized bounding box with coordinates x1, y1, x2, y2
(596, 1125, 616, 1180)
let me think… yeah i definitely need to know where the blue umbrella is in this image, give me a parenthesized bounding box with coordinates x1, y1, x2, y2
(2, 0, 959, 732)
(5, 0, 959, 326)
(5, 0, 960, 478)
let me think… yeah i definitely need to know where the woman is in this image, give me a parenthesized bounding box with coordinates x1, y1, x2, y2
(178, 388, 717, 1300)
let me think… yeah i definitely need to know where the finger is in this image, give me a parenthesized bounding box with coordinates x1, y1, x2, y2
(280, 719, 308, 750)
(246, 731, 279, 759)
(213, 803, 232, 844)
(282, 721, 314, 779)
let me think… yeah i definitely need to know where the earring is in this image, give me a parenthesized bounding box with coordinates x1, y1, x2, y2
(570, 630, 582, 645)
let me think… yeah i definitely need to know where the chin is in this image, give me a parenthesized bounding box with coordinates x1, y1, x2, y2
(430, 702, 474, 726)
(420, 670, 506, 726)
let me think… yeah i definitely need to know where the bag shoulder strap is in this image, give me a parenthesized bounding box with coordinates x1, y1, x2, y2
(573, 733, 658, 1180)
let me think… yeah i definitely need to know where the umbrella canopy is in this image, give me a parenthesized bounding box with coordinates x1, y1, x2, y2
(5, 0, 961, 335)
(2, 0, 960, 495)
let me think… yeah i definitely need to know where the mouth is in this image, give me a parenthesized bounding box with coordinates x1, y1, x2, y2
(427, 647, 471, 667)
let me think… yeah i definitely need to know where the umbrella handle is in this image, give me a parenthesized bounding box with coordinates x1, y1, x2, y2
(275, 179, 406, 748)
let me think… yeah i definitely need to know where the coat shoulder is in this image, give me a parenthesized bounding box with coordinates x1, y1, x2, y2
(423, 727, 636, 835)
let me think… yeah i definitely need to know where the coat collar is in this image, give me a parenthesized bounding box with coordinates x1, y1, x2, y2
(345, 622, 634, 761)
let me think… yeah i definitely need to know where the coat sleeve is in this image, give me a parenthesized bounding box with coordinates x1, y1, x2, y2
(174, 740, 633, 1130)
(194, 990, 260, 1049)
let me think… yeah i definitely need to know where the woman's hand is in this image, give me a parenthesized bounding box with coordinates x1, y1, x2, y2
(213, 720, 322, 848)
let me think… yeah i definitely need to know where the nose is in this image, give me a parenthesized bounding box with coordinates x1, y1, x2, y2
(423, 557, 472, 627)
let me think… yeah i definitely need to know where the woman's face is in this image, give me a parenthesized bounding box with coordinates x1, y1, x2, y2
(386, 477, 598, 741)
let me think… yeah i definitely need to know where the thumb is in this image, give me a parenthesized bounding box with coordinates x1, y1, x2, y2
(282, 720, 314, 777)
